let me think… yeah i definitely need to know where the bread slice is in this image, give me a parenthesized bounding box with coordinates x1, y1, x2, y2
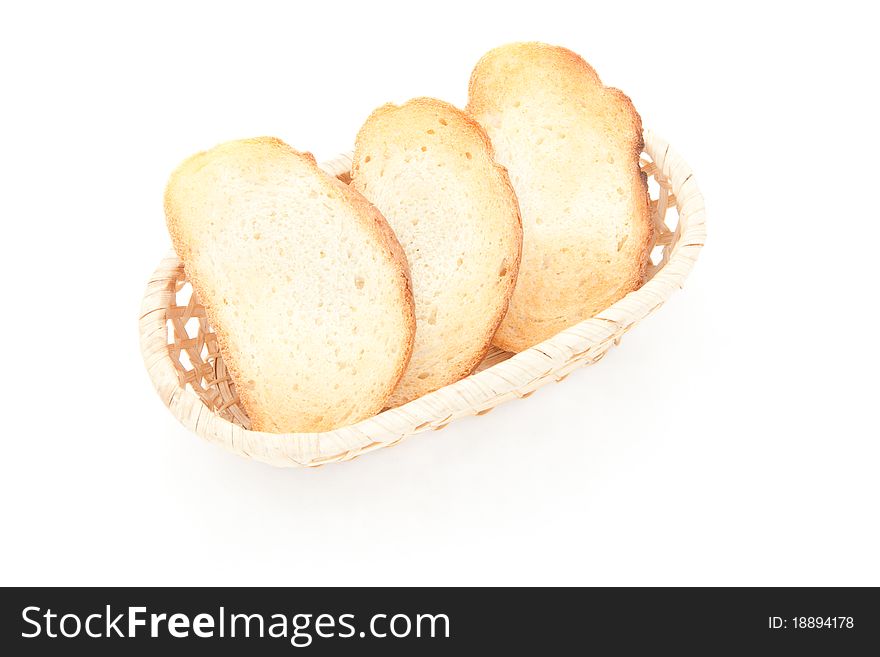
(467, 42, 653, 352)
(351, 98, 522, 406)
(165, 137, 415, 433)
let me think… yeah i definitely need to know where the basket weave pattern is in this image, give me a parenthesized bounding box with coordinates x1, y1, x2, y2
(140, 131, 706, 467)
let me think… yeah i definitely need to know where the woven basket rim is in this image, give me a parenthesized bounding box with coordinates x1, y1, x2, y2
(139, 130, 706, 466)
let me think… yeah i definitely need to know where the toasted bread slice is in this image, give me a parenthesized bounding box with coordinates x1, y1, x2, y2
(165, 137, 415, 433)
(467, 42, 653, 352)
(351, 99, 522, 406)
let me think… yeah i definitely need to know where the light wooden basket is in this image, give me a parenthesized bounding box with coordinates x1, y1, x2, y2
(139, 131, 705, 467)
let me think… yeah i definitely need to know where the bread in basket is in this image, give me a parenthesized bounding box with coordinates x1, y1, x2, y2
(139, 131, 705, 467)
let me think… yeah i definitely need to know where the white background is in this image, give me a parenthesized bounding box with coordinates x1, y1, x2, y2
(1, 1, 877, 586)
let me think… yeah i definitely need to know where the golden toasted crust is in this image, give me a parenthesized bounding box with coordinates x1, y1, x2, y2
(352, 98, 522, 405)
(467, 43, 653, 352)
(165, 137, 416, 432)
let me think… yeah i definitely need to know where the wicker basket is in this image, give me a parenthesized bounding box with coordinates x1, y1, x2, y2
(139, 130, 705, 467)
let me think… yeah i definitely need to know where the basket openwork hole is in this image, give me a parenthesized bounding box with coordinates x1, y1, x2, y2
(663, 204, 680, 233)
(646, 171, 662, 201)
(165, 153, 678, 428)
(649, 244, 665, 267)
(174, 280, 191, 306)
